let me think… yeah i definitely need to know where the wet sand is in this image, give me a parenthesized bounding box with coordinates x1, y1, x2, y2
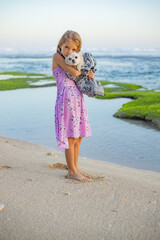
(0, 135, 160, 240)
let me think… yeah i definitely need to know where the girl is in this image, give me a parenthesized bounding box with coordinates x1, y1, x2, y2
(52, 30, 94, 182)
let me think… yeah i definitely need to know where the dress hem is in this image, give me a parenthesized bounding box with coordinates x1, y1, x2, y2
(57, 134, 91, 149)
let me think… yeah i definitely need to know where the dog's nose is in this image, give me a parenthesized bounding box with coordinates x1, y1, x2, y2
(72, 59, 75, 64)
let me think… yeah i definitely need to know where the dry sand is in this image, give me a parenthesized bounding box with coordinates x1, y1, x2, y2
(0, 135, 160, 240)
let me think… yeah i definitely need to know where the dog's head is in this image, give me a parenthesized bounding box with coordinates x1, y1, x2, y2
(65, 52, 83, 71)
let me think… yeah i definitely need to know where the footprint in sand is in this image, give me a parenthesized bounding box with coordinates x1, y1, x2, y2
(46, 163, 68, 170)
(0, 165, 12, 169)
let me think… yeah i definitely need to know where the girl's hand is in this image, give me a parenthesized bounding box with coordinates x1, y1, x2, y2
(88, 70, 94, 79)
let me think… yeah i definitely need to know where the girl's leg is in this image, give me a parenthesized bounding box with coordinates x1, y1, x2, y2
(74, 137, 92, 179)
(65, 137, 88, 181)
(74, 137, 82, 169)
(65, 138, 77, 174)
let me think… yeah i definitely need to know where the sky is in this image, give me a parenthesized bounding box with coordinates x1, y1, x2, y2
(0, 0, 160, 50)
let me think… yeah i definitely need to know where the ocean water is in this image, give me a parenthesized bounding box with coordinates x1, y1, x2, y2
(0, 48, 160, 172)
(0, 48, 160, 90)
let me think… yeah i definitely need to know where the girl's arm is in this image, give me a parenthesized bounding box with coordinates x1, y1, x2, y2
(52, 53, 82, 77)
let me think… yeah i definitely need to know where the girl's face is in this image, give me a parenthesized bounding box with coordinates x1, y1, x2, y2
(60, 40, 78, 58)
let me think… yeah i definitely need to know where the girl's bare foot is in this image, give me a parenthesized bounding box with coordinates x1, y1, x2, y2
(65, 171, 89, 182)
(77, 168, 93, 179)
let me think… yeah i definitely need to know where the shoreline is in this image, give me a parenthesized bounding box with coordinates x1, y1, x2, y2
(0, 135, 160, 240)
(1, 134, 159, 174)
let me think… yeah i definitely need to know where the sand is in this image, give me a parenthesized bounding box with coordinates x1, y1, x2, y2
(0, 135, 160, 240)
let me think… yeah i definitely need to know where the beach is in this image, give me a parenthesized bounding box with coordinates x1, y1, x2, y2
(0, 135, 160, 240)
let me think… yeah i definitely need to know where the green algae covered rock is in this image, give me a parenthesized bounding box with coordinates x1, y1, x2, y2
(0, 72, 56, 90)
(98, 81, 160, 130)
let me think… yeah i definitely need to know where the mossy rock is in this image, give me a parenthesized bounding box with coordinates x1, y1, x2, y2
(0, 72, 56, 90)
(98, 82, 160, 130)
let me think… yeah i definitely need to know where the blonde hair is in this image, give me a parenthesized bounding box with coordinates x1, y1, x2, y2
(57, 30, 82, 52)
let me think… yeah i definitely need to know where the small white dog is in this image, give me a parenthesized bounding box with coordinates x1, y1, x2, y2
(65, 52, 83, 71)
(64, 52, 104, 97)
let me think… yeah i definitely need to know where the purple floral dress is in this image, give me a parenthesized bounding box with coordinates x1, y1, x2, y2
(53, 66, 91, 149)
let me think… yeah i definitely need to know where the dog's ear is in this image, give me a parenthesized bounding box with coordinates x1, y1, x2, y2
(79, 52, 84, 65)
(65, 55, 71, 65)
(78, 52, 83, 59)
(76, 52, 84, 71)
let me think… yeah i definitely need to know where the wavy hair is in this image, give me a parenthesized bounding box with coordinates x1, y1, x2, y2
(57, 30, 82, 52)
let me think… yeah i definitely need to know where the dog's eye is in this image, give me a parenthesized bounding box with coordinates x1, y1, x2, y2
(75, 56, 78, 59)
(69, 58, 71, 60)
